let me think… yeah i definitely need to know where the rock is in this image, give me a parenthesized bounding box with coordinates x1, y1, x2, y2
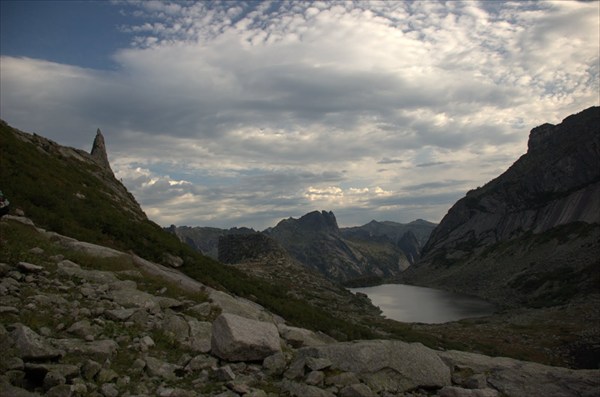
(17, 261, 44, 273)
(66, 320, 96, 339)
(45, 384, 73, 397)
(51, 338, 118, 361)
(161, 311, 190, 341)
(82, 359, 102, 380)
(209, 290, 272, 321)
(185, 354, 218, 372)
(298, 340, 451, 393)
(439, 349, 600, 397)
(43, 371, 66, 390)
(96, 368, 118, 383)
(1, 383, 40, 397)
(100, 383, 119, 397)
(211, 313, 282, 361)
(278, 323, 335, 347)
(280, 380, 336, 397)
(11, 324, 64, 360)
(163, 253, 184, 268)
(262, 352, 287, 376)
(91, 128, 112, 171)
(305, 357, 332, 371)
(306, 370, 325, 386)
(339, 384, 376, 397)
(325, 372, 361, 387)
(186, 319, 212, 353)
(438, 386, 499, 397)
(215, 365, 236, 381)
(104, 308, 136, 322)
(145, 356, 182, 380)
(56, 260, 118, 284)
(109, 288, 160, 312)
(189, 302, 212, 317)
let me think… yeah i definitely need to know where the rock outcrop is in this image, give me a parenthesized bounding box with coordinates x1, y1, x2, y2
(404, 106, 600, 307)
(90, 128, 112, 172)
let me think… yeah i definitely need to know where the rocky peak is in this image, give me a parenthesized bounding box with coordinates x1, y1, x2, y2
(297, 210, 340, 235)
(90, 128, 112, 172)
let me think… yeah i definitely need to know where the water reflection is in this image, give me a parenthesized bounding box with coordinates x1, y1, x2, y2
(350, 283, 496, 324)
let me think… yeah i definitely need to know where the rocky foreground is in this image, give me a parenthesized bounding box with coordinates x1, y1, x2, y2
(1, 216, 599, 397)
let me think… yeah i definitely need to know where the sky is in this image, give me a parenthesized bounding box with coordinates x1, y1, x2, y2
(1, 1, 598, 230)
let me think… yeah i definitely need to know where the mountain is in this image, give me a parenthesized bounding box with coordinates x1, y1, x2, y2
(340, 219, 437, 264)
(166, 225, 255, 259)
(403, 106, 600, 307)
(264, 210, 412, 284)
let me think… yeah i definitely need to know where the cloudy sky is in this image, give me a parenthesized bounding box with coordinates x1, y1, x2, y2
(1, 1, 598, 230)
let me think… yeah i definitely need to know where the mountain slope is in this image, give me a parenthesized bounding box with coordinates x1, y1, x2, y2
(403, 106, 600, 307)
(265, 211, 411, 283)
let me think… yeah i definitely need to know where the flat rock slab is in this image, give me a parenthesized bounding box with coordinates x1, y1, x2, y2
(298, 340, 451, 393)
(438, 350, 600, 397)
(51, 338, 118, 362)
(211, 313, 281, 361)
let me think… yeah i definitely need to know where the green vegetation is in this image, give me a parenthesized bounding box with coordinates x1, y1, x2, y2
(0, 123, 374, 340)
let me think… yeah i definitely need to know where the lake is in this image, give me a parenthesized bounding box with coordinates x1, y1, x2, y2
(350, 283, 496, 324)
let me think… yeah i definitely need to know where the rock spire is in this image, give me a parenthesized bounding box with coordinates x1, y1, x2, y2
(91, 128, 112, 172)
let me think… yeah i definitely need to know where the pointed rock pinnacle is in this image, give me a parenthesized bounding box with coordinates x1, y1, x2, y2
(91, 128, 112, 171)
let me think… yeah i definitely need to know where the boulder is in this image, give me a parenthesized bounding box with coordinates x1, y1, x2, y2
(211, 313, 281, 361)
(339, 384, 376, 397)
(438, 350, 600, 397)
(277, 324, 335, 348)
(298, 340, 451, 393)
(11, 324, 64, 361)
(186, 319, 212, 353)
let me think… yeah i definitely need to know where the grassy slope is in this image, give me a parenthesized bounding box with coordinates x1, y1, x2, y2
(0, 121, 374, 340)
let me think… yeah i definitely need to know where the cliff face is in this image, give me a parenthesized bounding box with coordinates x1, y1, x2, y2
(404, 106, 600, 307)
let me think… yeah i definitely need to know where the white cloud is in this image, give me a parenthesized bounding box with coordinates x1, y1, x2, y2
(1, 0, 598, 229)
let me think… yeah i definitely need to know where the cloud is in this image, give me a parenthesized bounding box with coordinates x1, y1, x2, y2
(1, 0, 598, 229)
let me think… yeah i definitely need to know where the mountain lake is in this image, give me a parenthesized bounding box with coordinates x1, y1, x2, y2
(350, 283, 497, 324)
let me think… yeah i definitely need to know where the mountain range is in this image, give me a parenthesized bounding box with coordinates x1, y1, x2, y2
(169, 212, 436, 286)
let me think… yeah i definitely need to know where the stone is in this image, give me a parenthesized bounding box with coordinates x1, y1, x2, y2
(298, 340, 451, 393)
(185, 354, 218, 372)
(215, 365, 236, 381)
(82, 359, 102, 380)
(51, 338, 118, 361)
(211, 313, 282, 361)
(45, 384, 73, 397)
(262, 352, 287, 376)
(278, 324, 335, 348)
(109, 288, 160, 312)
(104, 308, 136, 321)
(280, 380, 336, 397)
(305, 357, 332, 371)
(163, 253, 184, 268)
(186, 319, 212, 353)
(189, 302, 212, 317)
(43, 371, 66, 390)
(306, 370, 325, 386)
(439, 350, 600, 397)
(66, 320, 96, 339)
(56, 260, 118, 283)
(438, 386, 499, 397)
(161, 311, 190, 341)
(209, 290, 272, 321)
(325, 372, 361, 387)
(11, 324, 64, 360)
(96, 368, 118, 383)
(91, 128, 112, 171)
(17, 261, 44, 273)
(100, 383, 119, 397)
(339, 384, 376, 397)
(29, 247, 45, 255)
(145, 356, 182, 380)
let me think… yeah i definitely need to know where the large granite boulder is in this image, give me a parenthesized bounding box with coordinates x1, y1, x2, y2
(11, 324, 64, 361)
(211, 313, 281, 361)
(438, 349, 600, 397)
(297, 340, 451, 393)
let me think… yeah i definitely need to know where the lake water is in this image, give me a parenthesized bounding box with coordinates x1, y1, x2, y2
(350, 283, 496, 324)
